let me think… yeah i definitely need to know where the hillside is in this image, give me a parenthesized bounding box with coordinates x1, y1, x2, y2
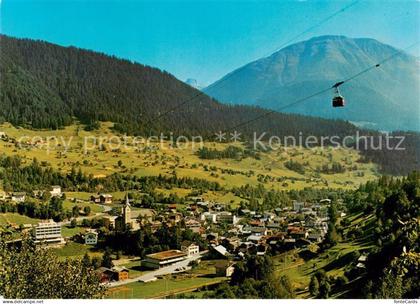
(204, 35, 419, 131)
(0, 35, 419, 175)
(0, 122, 378, 194)
(0, 34, 356, 139)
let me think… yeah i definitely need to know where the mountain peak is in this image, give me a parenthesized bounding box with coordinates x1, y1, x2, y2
(204, 36, 419, 131)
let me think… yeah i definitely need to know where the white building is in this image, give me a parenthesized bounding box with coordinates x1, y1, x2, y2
(33, 220, 64, 245)
(201, 212, 217, 223)
(11, 192, 26, 203)
(142, 250, 187, 269)
(181, 241, 199, 256)
(84, 230, 98, 245)
(50, 185, 62, 197)
(216, 212, 238, 224)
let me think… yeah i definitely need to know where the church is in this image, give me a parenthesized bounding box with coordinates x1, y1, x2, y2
(115, 195, 140, 231)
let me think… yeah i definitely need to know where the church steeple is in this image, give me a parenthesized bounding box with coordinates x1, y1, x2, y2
(122, 194, 131, 225)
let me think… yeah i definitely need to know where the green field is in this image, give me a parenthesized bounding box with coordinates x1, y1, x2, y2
(61, 225, 85, 238)
(273, 213, 376, 297)
(107, 276, 225, 299)
(0, 213, 40, 226)
(63, 200, 104, 214)
(0, 122, 379, 194)
(52, 242, 102, 259)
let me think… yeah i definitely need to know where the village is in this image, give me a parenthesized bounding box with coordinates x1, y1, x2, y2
(0, 184, 347, 291)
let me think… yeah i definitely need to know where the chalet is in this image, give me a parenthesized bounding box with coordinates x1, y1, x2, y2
(100, 194, 113, 204)
(32, 190, 45, 198)
(96, 267, 115, 283)
(84, 230, 98, 245)
(185, 219, 201, 233)
(12, 192, 26, 203)
(91, 195, 100, 203)
(50, 186, 62, 197)
(91, 194, 113, 204)
(96, 266, 129, 282)
(215, 261, 235, 277)
(181, 241, 200, 256)
(112, 266, 129, 281)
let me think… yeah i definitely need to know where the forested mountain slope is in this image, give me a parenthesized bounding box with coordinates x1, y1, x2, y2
(0, 35, 418, 175)
(0, 35, 354, 139)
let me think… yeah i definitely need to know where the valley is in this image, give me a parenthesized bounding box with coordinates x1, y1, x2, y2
(0, 122, 378, 193)
(0, 121, 385, 299)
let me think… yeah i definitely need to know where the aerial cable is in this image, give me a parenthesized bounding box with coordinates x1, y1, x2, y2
(222, 41, 419, 133)
(148, 0, 360, 124)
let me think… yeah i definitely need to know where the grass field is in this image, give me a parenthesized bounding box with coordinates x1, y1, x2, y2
(0, 213, 40, 226)
(51, 242, 102, 259)
(273, 213, 375, 297)
(64, 191, 127, 201)
(61, 225, 85, 238)
(106, 276, 225, 299)
(0, 122, 379, 195)
(63, 200, 104, 214)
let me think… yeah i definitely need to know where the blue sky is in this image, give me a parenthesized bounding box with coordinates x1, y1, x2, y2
(1, 0, 419, 85)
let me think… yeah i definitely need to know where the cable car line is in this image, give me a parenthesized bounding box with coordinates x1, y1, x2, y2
(222, 41, 419, 133)
(149, 0, 360, 123)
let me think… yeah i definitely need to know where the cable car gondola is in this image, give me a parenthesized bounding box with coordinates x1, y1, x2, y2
(332, 81, 345, 107)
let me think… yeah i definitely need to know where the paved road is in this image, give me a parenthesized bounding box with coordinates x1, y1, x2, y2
(60, 204, 111, 225)
(107, 251, 208, 287)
